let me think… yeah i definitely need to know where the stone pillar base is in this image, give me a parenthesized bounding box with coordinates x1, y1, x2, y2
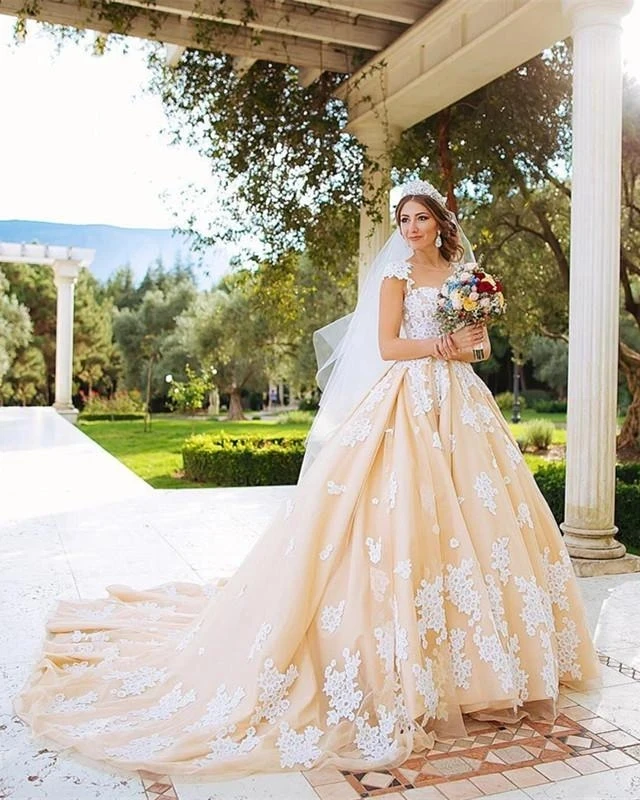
(560, 522, 626, 559)
(53, 404, 79, 425)
(570, 553, 640, 577)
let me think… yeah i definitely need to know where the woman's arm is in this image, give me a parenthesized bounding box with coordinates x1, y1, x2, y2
(378, 278, 440, 361)
(452, 325, 492, 362)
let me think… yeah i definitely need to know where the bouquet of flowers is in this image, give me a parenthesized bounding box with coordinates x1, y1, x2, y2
(435, 266, 506, 360)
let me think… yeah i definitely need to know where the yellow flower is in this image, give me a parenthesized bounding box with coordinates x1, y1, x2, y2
(463, 297, 478, 311)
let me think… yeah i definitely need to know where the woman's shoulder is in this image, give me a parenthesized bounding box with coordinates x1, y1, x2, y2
(382, 260, 411, 281)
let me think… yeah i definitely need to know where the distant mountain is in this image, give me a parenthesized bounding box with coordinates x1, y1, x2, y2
(0, 220, 231, 286)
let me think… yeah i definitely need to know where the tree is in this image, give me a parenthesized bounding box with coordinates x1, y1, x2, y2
(0, 270, 32, 387)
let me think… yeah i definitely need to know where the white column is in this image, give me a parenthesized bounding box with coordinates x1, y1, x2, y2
(352, 122, 402, 290)
(560, 0, 637, 573)
(52, 260, 81, 424)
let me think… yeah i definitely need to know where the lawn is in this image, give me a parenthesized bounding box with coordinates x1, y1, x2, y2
(80, 411, 568, 489)
(80, 416, 310, 488)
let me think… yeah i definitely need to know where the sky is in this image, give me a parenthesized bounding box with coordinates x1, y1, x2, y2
(0, 5, 639, 233)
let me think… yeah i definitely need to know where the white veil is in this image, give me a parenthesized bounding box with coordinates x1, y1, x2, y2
(299, 182, 475, 479)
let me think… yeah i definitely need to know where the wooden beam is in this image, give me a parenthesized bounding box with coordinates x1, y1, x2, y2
(233, 55, 256, 75)
(164, 42, 185, 65)
(0, 0, 360, 72)
(297, 66, 322, 86)
(121, 0, 405, 51)
(297, 0, 440, 25)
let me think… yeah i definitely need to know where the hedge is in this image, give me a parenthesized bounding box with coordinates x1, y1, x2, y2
(80, 413, 146, 421)
(534, 463, 640, 550)
(182, 433, 306, 486)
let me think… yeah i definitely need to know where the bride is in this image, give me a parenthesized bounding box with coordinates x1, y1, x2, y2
(16, 179, 600, 778)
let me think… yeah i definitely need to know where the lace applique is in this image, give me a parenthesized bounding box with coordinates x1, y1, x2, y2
(340, 373, 393, 448)
(105, 666, 169, 698)
(386, 471, 398, 512)
(445, 559, 482, 626)
(540, 629, 558, 696)
(406, 361, 434, 416)
(133, 602, 177, 621)
(556, 618, 582, 680)
(449, 537, 460, 549)
(491, 537, 512, 585)
(142, 683, 196, 721)
(474, 471, 498, 515)
(374, 599, 408, 673)
(186, 684, 245, 734)
(394, 559, 412, 580)
(320, 601, 346, 634)
(515, 576, 553, 636)
(71, 604, 117, 621)
(62, 661, 92, 676)
(71, 630, 110, 643)
(472, 627, 514, 693)
(434, 360, 450, 407)
(516, 502, 534, 529)
(251, 659, 299, 724)
(323, 648, 363, 726)
(327, 480, 346, 495)
(176, 621, 202, 652)
(461, 401, 496, 433)
(433, 432, 443, 449)
(355, 705, 398, 762)
(248, 622, 272, 661)
(449, 628, 472, 689)
(415, 576, 446, 646)
(366, 537, 382, 564)
(382, 261, 411, 282)
(106, 733, 175, 762)
(285, 536, 295, 556)
(49, 690, 98, 714)
(484, 574, 508, 638)
(320, 544, 335, 561)
(412, 659, 439, 717)
(504, 434, 523, 467)
(199, 727, 260, 765)
(370, 567, 389, 601)
(543, 548, 572, 610)
(403, 290, 441, 339)
(450, 433, 457, 452)
(277, 722, 323, 768)
(507, 634, 529, 701)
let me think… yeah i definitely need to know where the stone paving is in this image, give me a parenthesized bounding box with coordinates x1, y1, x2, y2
(3, 407, 640, 800)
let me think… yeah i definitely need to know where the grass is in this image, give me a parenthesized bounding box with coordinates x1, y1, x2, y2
(79, 415, 310, 489)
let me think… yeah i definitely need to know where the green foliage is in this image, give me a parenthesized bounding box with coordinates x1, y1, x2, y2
(493, 392, 527, 413)
(533, 463, 640, 550)
(528, 336, 568, 398)
(81, 389, 145, 416)
(182, 433, 306, 485)
(167, 364, 211, 414)
(277, 410, 315, 425)
(0, 269, 32, 386)
(522, 420, 555, 450)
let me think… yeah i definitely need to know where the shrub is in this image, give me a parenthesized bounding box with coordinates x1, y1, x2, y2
(80, 390, 145, 419)
(494, 392, 527, 412)
(298, 396, 320, 412)
(522, 389, 552, 405)
(182, 433, 306, 486)
(532, 399, 568, 413)
(277, 410, 315, 425)
(80, 413, 145, 421)
(523, 420, 556, 450)
(533, 462, 640, 551)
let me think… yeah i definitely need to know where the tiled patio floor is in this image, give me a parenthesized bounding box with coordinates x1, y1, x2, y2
(3, 407, 640, 800)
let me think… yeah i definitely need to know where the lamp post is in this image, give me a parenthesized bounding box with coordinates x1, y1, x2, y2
(512, 353, 522, 424)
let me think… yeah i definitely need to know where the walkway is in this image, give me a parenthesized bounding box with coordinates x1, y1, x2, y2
(2, 408, 640, 800)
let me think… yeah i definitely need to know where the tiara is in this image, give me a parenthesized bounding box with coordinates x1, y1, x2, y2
(399, 179, 446, 207)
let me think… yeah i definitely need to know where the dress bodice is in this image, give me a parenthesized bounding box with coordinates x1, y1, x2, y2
(382, 261, 444, 340)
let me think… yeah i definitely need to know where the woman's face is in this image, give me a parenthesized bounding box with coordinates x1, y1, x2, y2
(398, 199, 439, 249)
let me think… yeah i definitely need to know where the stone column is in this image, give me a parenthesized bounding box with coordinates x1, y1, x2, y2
(560, 0, 639, 575)
(352, 122, 402, 290)
(52, 260, 81, 424)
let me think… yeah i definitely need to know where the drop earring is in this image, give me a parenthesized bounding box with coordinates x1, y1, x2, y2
(435, 231, 442, 248)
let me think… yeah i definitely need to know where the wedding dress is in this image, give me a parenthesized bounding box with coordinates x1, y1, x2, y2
(16, 259, 600, 778)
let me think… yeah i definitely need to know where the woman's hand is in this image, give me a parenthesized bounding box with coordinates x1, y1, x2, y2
(434, 333, 458, 360)
(450, 323, 486, 353)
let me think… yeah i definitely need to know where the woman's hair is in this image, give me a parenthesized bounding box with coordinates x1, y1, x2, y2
(394, 194, 464, 263)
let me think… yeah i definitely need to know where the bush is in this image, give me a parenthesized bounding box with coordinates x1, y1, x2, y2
(81, 413, 145, 421)
(494, 392, 527, 412)
(298, 396, 320, 412)
(533, 462, 640, 551)
(80, 389, 145, 415)
(523, 420, 555, 450)
(182, 433, 306, 486)
(522, 389, 552, 405)
(532, 399, 568, 413)
(277, 410, 315, 425)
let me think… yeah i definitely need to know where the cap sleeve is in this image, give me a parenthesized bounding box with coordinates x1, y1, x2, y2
(382, 261, 412, 282)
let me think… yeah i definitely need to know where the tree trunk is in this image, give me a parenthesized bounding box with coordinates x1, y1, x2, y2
(437, 107, 458, 215)
(227, 386, 246, 421)
(617, 342, 640, 459)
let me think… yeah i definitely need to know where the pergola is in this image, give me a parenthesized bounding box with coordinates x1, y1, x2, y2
(0, 243, 94, 424)
(0, 0, 635, 572)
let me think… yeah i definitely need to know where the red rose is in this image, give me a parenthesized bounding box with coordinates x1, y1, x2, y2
(477, 280, 496, 293)
(474, 270, 486, 280)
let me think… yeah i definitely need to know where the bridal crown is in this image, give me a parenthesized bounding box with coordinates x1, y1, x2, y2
(399, 179, 447, 207)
